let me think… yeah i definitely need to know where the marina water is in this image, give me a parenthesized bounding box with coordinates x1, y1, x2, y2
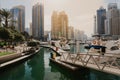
(0, 47, 120, 80)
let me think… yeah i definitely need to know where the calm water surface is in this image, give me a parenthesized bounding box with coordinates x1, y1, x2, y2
(69, 44, 87, 53)
(0, 47, 120, 80)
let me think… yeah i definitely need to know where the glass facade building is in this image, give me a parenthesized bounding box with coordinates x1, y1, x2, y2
(32, 3, 44, 40)
(10, 5, 25, 32)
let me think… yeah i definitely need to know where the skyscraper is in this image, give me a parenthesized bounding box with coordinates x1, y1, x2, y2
(11, 5, 25, 32)
(107, 3, 120, 36)
(51, 11, 68, 39)
(51, 11, 59, 39)
(97, 7, 106, 35)
(59, 11, 68, 39)
(32, 3, 44, 40)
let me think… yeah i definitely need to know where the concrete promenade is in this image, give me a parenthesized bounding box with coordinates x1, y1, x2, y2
(0, 43, 40, 68)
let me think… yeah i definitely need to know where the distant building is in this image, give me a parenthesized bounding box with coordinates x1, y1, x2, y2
(105, 3, 120, 39)
(68, 26, 74, 40)
(51, 11, 59, 39)
(44, 31, 51, 41)
(10, 5, 25, 32)
(29, 23, 32, 36)
(94, 15, 97, 35)
(74, 29, 87, 42)
(32, 3, 44, 40)
(51, 11, 68, 39)
(97, 7, 106, 34)
(59, 11, 68, 39)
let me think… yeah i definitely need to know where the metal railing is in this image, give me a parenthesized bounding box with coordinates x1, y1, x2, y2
(59, 52, 120, 71)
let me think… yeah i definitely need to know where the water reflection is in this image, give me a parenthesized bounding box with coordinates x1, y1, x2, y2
(50, 61, 120, 80)
(89, 69, 120, 80)
(27, 49, 45, 80)
(0, 63, 25, 80)
(69, 44, 87, 53)
(49, 62, 90, 80)
(0, 49, 45, 80)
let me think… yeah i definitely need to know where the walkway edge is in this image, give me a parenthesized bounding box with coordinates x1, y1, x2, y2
(0, 48, 40, 69)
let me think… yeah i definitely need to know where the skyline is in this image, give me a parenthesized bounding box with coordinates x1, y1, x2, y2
(0, 0, 120, 37)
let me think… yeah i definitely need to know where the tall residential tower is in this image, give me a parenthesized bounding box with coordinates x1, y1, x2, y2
(51, 11, 68, 39)
(108, 3, 120, 35)
(32, 3, 44, 40)
(97, 7, 106, 35)
(11, 5, 25, 32)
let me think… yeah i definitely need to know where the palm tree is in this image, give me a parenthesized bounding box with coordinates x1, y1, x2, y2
(0, 9, 2, 27)
(0, 9, 12, 28)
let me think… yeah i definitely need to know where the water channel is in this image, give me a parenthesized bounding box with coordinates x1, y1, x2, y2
(0, 46, 120, 80)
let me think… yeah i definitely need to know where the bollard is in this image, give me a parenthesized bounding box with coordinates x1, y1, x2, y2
(53, 52, 56, 59)
(50, 53, 53, 59)
(56, 47, 58, 51)
(50, 52, 56, 59)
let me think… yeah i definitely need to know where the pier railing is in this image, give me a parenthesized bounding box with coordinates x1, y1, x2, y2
(59, 52, 120, 71)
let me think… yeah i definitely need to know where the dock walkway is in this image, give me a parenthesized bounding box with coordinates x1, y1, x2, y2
(42, 45, 120, 76)
(58, 52, 120, 76)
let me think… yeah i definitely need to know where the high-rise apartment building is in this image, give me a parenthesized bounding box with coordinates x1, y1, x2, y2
(97, 7, 106, 34)
(11, 5, 25, 32)
(106, 3, 120, 36)
(51, 11, 59, 39)
(32, 3, 44, 40)
(51, 11, 68, 39)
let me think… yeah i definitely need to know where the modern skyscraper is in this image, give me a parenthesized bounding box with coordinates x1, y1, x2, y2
(51, 11, 68, 39)
(97, 7, 106, 35)
(106, 3, 120, 36)
(59, 11, 68, 39)
(32, 3, 44, 40)
(11, 5, 25, 32)
(51, 11, 59, 39)
(108, 3, 117, 10)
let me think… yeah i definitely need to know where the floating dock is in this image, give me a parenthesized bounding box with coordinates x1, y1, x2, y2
(42, 45, 120, 76)
(58, 52, 120, 76)
(50, 58, 79, 71)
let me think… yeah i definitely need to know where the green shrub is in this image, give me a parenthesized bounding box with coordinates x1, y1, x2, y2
(0, 42, 7, 47)
(27, 41, 38, 47)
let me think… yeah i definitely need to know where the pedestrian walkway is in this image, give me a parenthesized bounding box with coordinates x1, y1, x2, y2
(58, 52, 120, 76)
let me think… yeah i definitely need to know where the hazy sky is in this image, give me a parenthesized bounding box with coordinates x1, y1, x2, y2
(0, 0, 119, 37)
